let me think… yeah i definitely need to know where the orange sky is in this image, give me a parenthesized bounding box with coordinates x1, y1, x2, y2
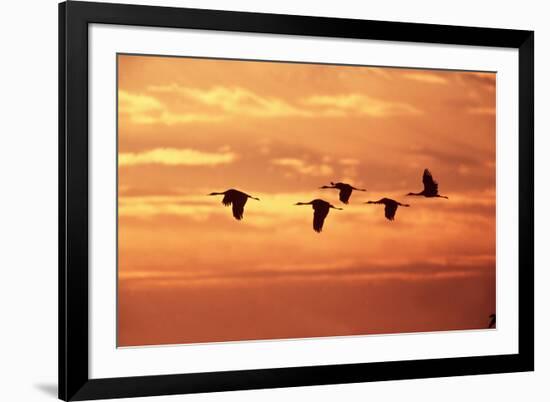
(117, 54, 496, 347)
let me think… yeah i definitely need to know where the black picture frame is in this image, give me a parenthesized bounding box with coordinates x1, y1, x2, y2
(59, 1, 534, 400)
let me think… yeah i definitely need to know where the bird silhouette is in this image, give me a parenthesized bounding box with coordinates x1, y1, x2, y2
(366, 198, 410, 221)
(407, 169, 449, 199)
(295, 199, 342, 233)
(320, 181, 367, 204)
(208, 189, 260, 220)
(488, 313, 496, 329)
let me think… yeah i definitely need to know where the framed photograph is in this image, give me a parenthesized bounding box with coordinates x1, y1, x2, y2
(59, 1, 534, 400)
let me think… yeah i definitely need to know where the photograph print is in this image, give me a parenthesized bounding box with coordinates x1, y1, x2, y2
(117, 54, 496, 347)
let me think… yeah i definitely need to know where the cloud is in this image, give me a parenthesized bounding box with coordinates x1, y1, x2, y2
(149, 84, 310, 118)
(119, 90, 163, 114)
(119, 259, 494, 286)
(155, 112, 223, 125)
(339, 158, 360, 166)
(403, 73, 448, 84)
(119, 195, 216, 221)
(302, 94, 422, 117)
(467, 106, 496, 115)
(365, 67, 392, 79)
(119, 148, 237, 167)
(457, 72, 496, 93)
(271, 158, 333, 176)
(461, 72, 496, 85)
(410, 145, 483, 166)
(119, 90, 222, 125)
(143, 84, 423, 121)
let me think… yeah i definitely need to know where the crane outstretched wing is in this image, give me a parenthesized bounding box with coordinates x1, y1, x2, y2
(221, 193, 232, 206)
(231, 197, 247, 220)
(339, 186, 353, 204)
(313, 205, 330, 232)
(422, 169, 439, 196)
(384, 203, 398, 221)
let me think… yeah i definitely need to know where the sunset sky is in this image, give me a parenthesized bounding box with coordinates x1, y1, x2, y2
(117, 54, 496, 347)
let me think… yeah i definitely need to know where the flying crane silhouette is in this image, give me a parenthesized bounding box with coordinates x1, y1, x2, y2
(320, 181, 367, 204)
(365, 198, 410, 221)
(295, 199, 342, 233)
(407, 169, 449, 199)
(208, 189, 260, 220)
